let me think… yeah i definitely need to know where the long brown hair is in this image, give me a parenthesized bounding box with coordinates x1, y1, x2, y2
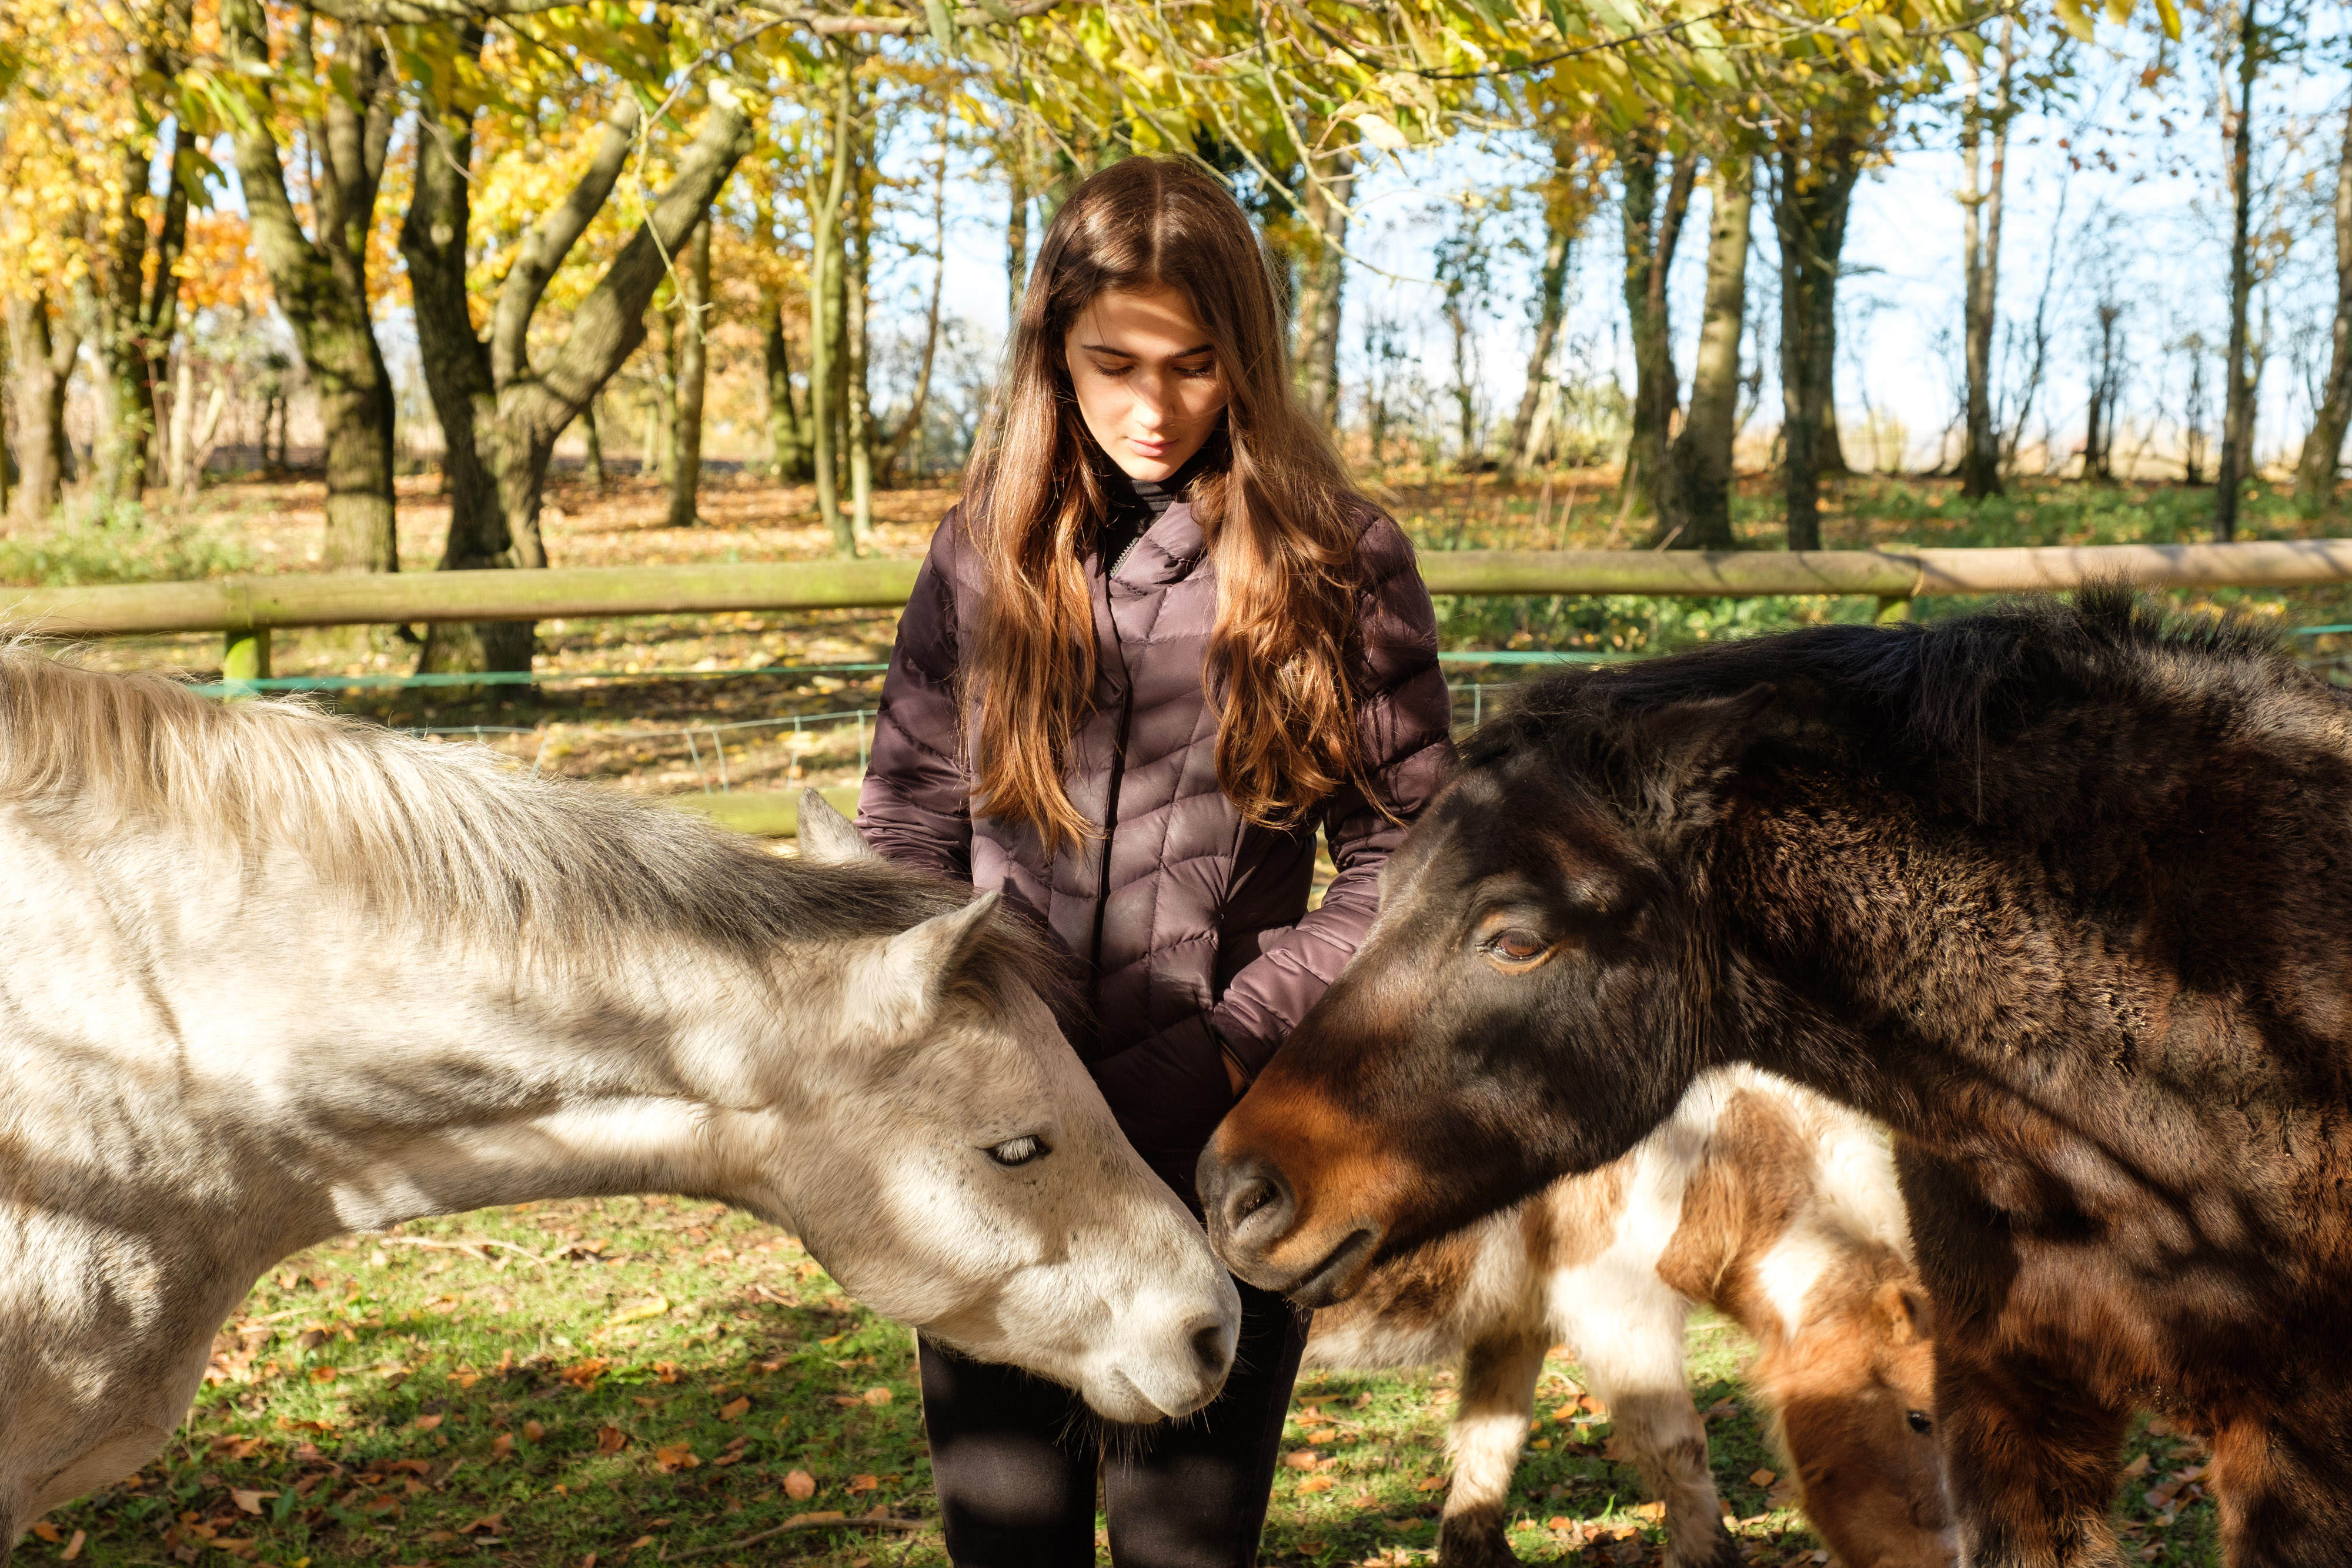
(963, 157, 1369, 851)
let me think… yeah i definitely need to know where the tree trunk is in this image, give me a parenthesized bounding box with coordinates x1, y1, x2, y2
(1291, 133, 1356, 429)
(666, 216, 711, 529)
(223, 0, 398, 571)
(1668, 160, 1752, 550)
(5, 292, 78, 521)
(810, 57, 855, 556)
(470, 86, 753, 661)
(1505, 137, 1581, 478)
(580, 399, 604, 489)
(2296, 92, 2352, 515)
(763, 297, 813, 482)
(1618, 131, 1697, 528)
(650, 307, 679, 485)
(881, 126, 948, 486)
(1774, 128, 1862, 551)
(398, 29, 527, 673)
(1959, 24, 2013, 499)
(2215, 0, 2260, 541)
(846, 109, 876, 550)
(1007, 120, 1031, 322)
(90, 0, 196, 504)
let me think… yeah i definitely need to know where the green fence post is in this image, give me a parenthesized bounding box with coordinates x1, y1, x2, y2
(1873, 596, 1912, 624)
(222, 627, 271, 695)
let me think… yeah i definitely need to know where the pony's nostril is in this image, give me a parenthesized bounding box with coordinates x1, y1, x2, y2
(1188, 1318, 1234, 1380)
(1233, 1181, 1275, 1222)
(1218, 1164, 1294, 1245)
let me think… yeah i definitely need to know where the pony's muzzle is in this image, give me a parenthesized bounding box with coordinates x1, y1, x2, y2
(1198, 1149, 1295, 1265)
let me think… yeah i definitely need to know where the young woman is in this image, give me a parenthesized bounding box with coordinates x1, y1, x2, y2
(856, 156, 1452, 1568)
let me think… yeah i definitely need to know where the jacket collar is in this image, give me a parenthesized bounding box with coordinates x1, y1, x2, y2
(1108, 500, 1207, 588)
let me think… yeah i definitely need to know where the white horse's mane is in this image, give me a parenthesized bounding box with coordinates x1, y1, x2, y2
(0, 641, 1048, 984)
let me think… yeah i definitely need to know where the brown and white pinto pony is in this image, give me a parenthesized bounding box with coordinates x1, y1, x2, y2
(1305, 1068, 1952, 1568)
(1201, 591, 2352, 1567)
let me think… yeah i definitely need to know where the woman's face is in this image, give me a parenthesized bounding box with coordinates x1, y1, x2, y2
(1063, 285, 1231, 483)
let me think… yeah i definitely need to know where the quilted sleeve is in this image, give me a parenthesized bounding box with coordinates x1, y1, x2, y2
(854, 513, 975, 881)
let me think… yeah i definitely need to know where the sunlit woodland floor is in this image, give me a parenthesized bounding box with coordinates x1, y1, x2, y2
(9, 460, 2292, 1563)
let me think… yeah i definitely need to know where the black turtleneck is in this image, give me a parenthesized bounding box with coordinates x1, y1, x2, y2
(1095, 443, 1218, 575)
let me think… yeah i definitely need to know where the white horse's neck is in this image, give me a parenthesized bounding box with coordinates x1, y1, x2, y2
(2, 821, 828, 1292)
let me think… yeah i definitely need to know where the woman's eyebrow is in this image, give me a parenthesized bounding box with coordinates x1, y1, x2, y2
(1078, 342, 1216, 357)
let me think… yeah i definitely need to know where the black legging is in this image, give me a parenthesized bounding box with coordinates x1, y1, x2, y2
(918, 1278, 1309, 1568)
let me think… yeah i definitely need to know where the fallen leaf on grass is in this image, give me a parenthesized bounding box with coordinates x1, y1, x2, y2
(59, 1532, 84, 1562)
(1414, 1475, 1447, 1492)
(560, 1359, 611, 1390)
(784, 1470, 816, 1500)
(653, 1444, 699, 1473)
(2121, 1453, 2153, 1477)
(627, 1537, 654, 1552)
(412, 1416, 444, 1433)
(719, 1397, 751, 1420)
(1632, 1501, 1666, 1522)
(1282, 1451, 1319, 1472)
(210, 1539, 258, 1558)
(490, 1433, 513, 1459)
(607, 1298, 670, 1327)
(847, 1475, 878, 1494)
(523, 1420, 546, 1442)
(596, 1427, 629, 1454)
(459, 1516, 505, 1534)
(1298, 1477, 1334, 1494)
(1749, 1468, 1776, 1487)
(30, 1524, 59, 1543)
(1300, 1543, 1328, 1554)
(783, 1512, 846, 1526)
(861, 1388, 891, 1406)
(652, 1363, 680, 1385)
(307, 1367, 339, 1384)
(446, 1368, 482, 1390)
(209, 1436, 266, 1460)
(229, 1490, 277, 1516)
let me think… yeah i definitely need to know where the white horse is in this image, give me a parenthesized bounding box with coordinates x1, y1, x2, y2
(0, 648, 1239, 1550)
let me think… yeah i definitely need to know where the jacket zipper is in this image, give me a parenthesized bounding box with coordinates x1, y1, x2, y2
(1088, 673, 1134, 984)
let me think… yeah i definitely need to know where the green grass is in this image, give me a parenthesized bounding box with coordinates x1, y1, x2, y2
(37, 1198, 2223, 1567)
(0, 497, 256, 587)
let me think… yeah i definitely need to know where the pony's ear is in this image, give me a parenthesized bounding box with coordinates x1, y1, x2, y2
(881, 892, 1002, 1007)
(1872, 1278, 1928, 1346)
(798, 790, 875, 864)
(1620, 683, 1776, 836)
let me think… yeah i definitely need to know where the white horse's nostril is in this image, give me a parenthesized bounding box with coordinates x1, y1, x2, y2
(1188, 1317, 1234, 1380)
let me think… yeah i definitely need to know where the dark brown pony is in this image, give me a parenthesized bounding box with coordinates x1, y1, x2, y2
(1199, 590, 2352, 1567)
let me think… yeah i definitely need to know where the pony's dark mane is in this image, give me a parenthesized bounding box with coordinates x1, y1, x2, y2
(0, 643, 1066, 1004)
(1466, 587, 2311, 806)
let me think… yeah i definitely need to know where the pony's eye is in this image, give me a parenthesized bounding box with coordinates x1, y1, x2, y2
(987, 1135, 1049, 1168)
(1906, 1409, 1932, 1434)
(1484, 929, 1549, 966)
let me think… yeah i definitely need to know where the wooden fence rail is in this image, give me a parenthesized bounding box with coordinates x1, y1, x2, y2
(6, 540, 2350, 652)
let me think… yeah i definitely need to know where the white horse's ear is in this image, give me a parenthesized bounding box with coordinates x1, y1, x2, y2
(882, 892, 1001, 1007)
(799, 790, 875, 864)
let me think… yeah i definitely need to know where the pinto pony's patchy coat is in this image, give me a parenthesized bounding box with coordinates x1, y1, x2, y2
(1307, 1069, 1951, 1568)
(1202, 591, 2352, 1567)
(0, 649, 1241, 1553)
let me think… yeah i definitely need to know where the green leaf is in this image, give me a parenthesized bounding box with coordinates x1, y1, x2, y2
(974, 0, 1020, 22)
(923, 0, 962, 56)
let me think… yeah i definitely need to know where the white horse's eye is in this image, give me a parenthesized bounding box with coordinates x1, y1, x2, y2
(986, 1135, 1049, 1168)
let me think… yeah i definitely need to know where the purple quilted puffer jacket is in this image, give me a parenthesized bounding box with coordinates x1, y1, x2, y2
(856, 497, 1453, 1199)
